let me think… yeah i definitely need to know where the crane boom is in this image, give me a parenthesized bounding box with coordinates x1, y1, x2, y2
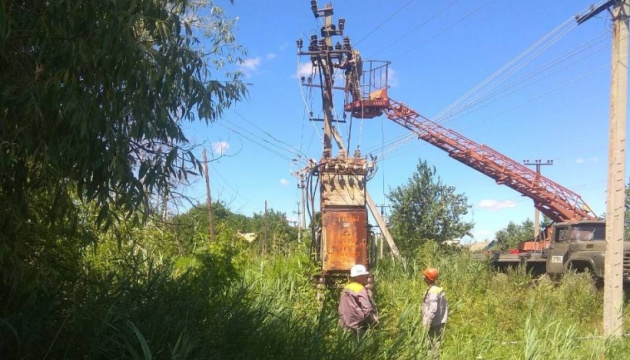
(381, 98, 597, 223)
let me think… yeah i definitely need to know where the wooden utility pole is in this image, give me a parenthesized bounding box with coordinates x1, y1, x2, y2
(294, 202, 302, 244)
(523, 159, 553, 238)
(300, 177, 307, 230)
(578, 0, 628, 338)
(202, 148, 214, 242)
(264, 200, 268, 255)
(366, 192, 400, 258)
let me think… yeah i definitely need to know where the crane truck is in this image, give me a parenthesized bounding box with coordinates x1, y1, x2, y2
(341, 63, 630, 284)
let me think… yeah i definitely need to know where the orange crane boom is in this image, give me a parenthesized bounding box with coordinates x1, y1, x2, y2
(362, 97, 597, 223)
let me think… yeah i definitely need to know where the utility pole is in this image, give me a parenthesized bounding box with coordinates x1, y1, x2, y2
(375, 204, 390, 219)
(300, 177, 307, 229)
(202, 148, 214, 242)
(577, 0, 628, 338)
(523, 159, 553, 239)
(294, 201, 302, 244)
(264, 200, 268, 255)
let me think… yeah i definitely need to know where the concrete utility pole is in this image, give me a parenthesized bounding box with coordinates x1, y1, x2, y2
(202, 148, 214, 242)
(577, 0, 628, 338)
(523, 159, 553, 238)
(319, 4, 335, 159)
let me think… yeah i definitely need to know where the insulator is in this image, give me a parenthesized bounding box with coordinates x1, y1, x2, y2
(335, 42, 342, 50)
(297, 39, 303, 49)
(338, 18, 345, 31)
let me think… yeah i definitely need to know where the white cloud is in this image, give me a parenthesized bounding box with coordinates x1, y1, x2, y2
(575, 157, 598, 164)
(212, 141, 230, 155)
(266, 53, 276, 60)
(238, 57, 262, 77)
(387, 67, 399, 88)
(280, 178, 289, 186)
(478, 199, 517, 211)
(295, 61, 316, 79)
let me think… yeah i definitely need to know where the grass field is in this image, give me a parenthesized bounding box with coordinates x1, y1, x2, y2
(4, 236, 630, 359)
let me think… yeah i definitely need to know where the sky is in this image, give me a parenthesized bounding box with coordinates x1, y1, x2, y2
(178, 0, 626, 244)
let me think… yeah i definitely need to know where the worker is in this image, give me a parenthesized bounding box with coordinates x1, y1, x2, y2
(338, 264, 378, 332)
(422, 267, 448, 358)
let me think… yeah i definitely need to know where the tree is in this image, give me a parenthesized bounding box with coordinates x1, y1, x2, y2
(1, 0, 246, 227)
(251, 209, 298, 254)
(494, 219, 534, 250)
(0, 0, 246, 316)
(387, 159, 473, 256)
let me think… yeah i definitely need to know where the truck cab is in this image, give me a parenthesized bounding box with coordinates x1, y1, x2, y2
(546, 220, 630, 282)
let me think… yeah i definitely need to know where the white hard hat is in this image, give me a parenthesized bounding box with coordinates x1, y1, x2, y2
(350, 264, 369, 277)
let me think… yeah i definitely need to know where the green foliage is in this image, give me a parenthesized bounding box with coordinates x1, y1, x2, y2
(170, 202, 298, 256)
(387, 159, 473, 256)
(169, 201, 249, 253)
(250, 208, 298, 255)
(4, 214, 630, 359)
(0, 0, 246, 314)
(494, 219, 535, 250)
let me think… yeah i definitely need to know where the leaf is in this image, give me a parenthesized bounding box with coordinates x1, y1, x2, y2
(127, 320, 152, 360)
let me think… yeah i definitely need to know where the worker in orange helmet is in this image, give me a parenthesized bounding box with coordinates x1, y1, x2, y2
(422, 267, 449, 358)
(338, 264, 378, 332)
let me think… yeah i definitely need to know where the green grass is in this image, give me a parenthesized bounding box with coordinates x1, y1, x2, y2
(3, 236, 630, 359)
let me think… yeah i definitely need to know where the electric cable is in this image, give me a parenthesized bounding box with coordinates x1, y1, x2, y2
(391, 0, 496, 62)
(364, 29, 614, 160)
(230, 109, 309, 159)
(435, 15, 577, 121)
(354, 0, 417, 46)
(216, 121, 299, 163)
(367, 0, 460, 59)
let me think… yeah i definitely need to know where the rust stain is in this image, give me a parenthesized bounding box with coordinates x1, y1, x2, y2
(322, 209, 368, 272)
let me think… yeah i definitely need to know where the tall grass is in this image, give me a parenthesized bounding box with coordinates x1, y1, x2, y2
(4, 236, 630, 359)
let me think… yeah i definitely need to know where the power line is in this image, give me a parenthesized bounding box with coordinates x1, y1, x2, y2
(229, 109, 308, 159)
(354, 0, 417, 46)
(367, 0, 460, 59)
(391, 0, 496, 62)
(216, 121, 298, 162)
(364, 31, 615, 161)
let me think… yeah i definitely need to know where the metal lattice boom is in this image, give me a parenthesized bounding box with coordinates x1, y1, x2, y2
(382, 98, 597, 223)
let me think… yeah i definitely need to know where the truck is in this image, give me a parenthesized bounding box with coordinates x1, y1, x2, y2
(341, 70, 630, 284)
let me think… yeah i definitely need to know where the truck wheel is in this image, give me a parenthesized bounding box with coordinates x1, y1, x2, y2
(586, 269, 603, 291)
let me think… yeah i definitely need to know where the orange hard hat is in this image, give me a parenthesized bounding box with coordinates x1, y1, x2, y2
(423, 268, 439, 282)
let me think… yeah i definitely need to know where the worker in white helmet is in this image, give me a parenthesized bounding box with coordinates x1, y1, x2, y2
(338, 264, 378, 331)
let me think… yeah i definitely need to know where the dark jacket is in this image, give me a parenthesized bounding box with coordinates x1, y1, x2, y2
(338, 282, 378, 330)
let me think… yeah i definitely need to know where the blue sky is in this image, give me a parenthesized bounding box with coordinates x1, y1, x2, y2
(179, 0, 624, 243)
